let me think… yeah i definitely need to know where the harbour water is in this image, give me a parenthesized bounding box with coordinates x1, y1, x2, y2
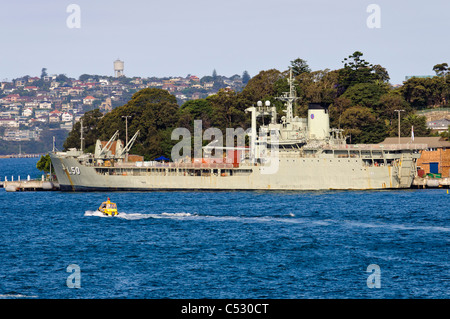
(0, 158, 448, 299)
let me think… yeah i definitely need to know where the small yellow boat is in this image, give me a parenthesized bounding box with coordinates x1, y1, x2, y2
(98, 197, 118, 216)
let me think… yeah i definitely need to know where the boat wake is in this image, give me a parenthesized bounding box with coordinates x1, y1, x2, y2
(84, 210, 299, 223)
(0, 294, 38, 299)
(84, 210, 193, 220)
(83, 210, 450, 233)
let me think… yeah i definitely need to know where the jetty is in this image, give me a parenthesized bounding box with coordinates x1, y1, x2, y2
(1, 175, 59, 192)
(412, 177, 450, 188)
(0, 154, 43, 159)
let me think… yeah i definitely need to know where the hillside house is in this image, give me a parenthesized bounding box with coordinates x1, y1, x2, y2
(83, 96, 96, 105)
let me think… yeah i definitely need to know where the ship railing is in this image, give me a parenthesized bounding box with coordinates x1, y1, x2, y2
(111, 162, 238, 169)
(324, 143, 428, 151)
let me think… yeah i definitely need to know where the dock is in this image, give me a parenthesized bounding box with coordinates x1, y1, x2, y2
(412, 177, 450, 188)
(1, 180, 60, 192)
(0, 154, 43, 159)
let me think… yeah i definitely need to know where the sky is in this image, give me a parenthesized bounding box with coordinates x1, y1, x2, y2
(0, 0, 449, 84)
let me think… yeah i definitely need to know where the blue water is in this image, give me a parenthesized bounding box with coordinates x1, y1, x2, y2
(0, 158, 449, 299)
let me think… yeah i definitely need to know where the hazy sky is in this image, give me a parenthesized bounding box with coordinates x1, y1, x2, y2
(0, 0, 448, 84)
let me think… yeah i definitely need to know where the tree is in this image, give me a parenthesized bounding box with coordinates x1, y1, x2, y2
(440, 125, 450, 140)
(400, 114, 430, 137)
(295, 69, 339, 115)
(179, 99, 213, 131)
(337, 51, 389, 93)
(79, 74, 91, 82)
(97, 88, 180, 160)
(63, 109, 104, 153)
(341, 82, 389, 109)
(401, 76, 449, 109)
(240, 69, 283, 103)
(36, 154, 53, 173)
(339, 106, 387, 143)
(290, 58, 311, 76)
(329, 97, 352, 129)
(372, 64, 390, 83)
(242, 70, 251, 84)
(378, 93, 410, 125)
(55, 74, 70, 83)
(40, 68, 48, 79)
(433, 63, 449, 76)
(207, 89, 245, 131)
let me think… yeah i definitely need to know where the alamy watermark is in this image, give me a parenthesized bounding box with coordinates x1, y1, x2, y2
(366, 264, 381, 288)
(366, 4, 381, 29)
(66, 264, 81, 288)
(66, 4, 81, 29)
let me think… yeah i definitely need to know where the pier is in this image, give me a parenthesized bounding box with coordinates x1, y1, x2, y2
(412, 177, 450, 188)
(0, 154, 43, 159)
(1, 175, 59, 192)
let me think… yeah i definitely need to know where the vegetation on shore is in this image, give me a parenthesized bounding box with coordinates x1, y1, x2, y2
(63, 52, 450, 160)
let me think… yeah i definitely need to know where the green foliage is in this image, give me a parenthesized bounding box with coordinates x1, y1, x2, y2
(207, 89, 246, 131)
(338, 51, 389, 92)
(40, 68, 47, 79)
(55, 74, 70, 83)
(296, 69, 339, 104)
(179, 99, 213, 131)
(62, 52, 447, 158)
(440, 125, 450, 140)
(242, 71, 251, 84)
(290, 58, 311, 76)
(339, 106, 387, 143)
(341, 82, 389, 109)
(433, 63, 449, 76)
(399, 114, 431, 137)
(240, 69, 283, 102)
(36, 154, 53, 173)
(64, 89, 180, 160)
(64, 109, 104, 153)
(401, 76, 449, 109)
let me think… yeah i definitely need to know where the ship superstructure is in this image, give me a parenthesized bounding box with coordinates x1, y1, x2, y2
(50, 71, 426, 191)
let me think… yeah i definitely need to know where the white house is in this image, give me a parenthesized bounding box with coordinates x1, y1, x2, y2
(22, 108, 33, 117)
(62, 112, 73, 122)
(83, 96, 96, 105)
(24, 101, 39, 108)
(49, 110, 62, 123)
(0, 119, 19, 127)
(39, 101, 52, 109)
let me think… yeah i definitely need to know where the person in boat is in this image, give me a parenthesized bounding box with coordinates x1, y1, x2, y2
(98, 197, 118, 216)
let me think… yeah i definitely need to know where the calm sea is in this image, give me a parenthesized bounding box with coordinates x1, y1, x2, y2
(0, 157, 448, 299)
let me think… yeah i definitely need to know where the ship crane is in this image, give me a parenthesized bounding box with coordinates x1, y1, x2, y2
(96, 130, 120, 158)
(116, 130, 140, 160)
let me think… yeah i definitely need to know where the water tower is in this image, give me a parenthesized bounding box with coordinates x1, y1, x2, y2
(114, 59, 124, 77)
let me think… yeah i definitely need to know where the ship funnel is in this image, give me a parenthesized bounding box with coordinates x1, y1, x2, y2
(308, 103, 330, 140)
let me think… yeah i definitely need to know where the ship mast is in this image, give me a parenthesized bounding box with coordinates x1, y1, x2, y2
(276, 68, 298, 123)
(80, 118, 85, 153)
